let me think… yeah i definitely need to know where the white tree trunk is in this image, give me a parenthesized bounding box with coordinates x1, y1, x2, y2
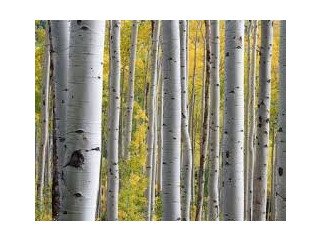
(161, 20, 182, 221)
(208, 20, 220, 221)
(157, 62, 163, 193)
(223, 20, 245, 221)
(124, 21, 139, 160)
(252, 20, 273, 221)
(107, 20, 121, 221)
(244, 20, 252, 219)
(275, 20, 286, 221)
(37, 21, 50, 204)
(146, 20, 160, 221)
(179, 20, 193, 221)
(50, 20, 70, 219)
(60, 20, 105, 221)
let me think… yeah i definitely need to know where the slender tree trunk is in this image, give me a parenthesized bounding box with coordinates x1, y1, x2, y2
(107, 20, 121, 221)
(245, 20, 258, 221)
(244, 20, 252, 219)
(50, 20, 70, 220)
(60, 20, 105, 221)
(223, 20, 245, 221)
(124, 21, 139, 160)
(274, 20, 286, 221)
(37, 21, 50, 205)
(208, 20, 220, 221)
(146, 20, 160, 221)
(179, 20, 193, 221)
(151, 79, 159, 220)
(157, 62, 163, 194)
(161, 20, 182, 221)
(253, 20, 273, 221)
(195, 20, 210, 221)
(189, 21, 201, 136)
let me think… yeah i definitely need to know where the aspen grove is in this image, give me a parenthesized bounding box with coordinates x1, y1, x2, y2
(35, 20, 286, 221)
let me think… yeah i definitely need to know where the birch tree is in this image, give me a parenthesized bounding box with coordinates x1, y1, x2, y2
(208, 20, 220, 221)
(107, 20, 121, 221)
(245, 20, 258, 221)
(37, 21, 50, 204)
(146, 20, 160, 221)
(50, 20, 70, 220)
(179, 20, 193, 221)
(161, 20, 182, 221)
(253, 20, 273, 221)
(274, 20, 286, 221)
(60, 20, 105, 221)
(244, 20, 252, 217)
(124, 21, 139, 160)
(223, 20, 245, 221)
(195, 20, 210, 221)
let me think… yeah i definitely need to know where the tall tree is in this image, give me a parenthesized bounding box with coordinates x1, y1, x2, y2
(60, 20, 105, 221)
(107, 20, 121, 221)
(245, 20, 258, 221)
(124, 20, 139, 160)
(161, 20, 182, 221)
(253, 20, 273, 221)
(146, 20, 160, 221)
(180, 20, 193, 221)
(50, 20, 70, 220)
(244, 20, 252, 218)
(37, 21, 50, 205)
(195, 20, 210, 221)
(208, 20, 220, 221)
(274, 20, 286, 221)
(223, 20, 245, 221)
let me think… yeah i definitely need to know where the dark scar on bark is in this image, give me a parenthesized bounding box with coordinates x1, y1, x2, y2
(64, 150, 84, 168)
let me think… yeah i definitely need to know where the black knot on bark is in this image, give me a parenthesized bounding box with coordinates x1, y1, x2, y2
(278, 167, 283, 176)
(64, 150, 85, 168)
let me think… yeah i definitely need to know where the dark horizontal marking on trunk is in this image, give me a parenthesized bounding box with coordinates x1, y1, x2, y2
(74, 129, 84, 134)
(73, 193, 83, 197)
(80, 26, 89, 31)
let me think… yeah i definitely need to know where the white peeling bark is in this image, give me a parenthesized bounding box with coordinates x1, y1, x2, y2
(161, 20, 182, 221)
(124, 21, 139, 160)
(50, 20, 70, 220)
(37, 21, 50, 204)
(223, 20, 245, 221)
(253, 20, 273, 221)
(60, 20, 105, 221)
(179, 20, 193, 221)
(275, 20, 286, 221)
(146, 20, 160, 221)
(107, 20, 121, 221)
(157, 61, 163, 193)
(208, 20, 220, 221)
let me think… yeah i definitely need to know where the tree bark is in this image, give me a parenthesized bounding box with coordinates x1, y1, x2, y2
(253, 20, 273, 221)
(179, 20, 193, 221)
(146, 20, 160, 221)
(161, 20, 182, 221)
(245, 20, 258, 221)
(208, 20, 220, 221)
(60, 20, 105, 221)
(244, 20, 252, 219)
(274, 20, 286, 221)
(124, 21, 139, 160)
(50, 20, 70, 220)
(107, 20, 121, 221)
(223, 20, 245, 221)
